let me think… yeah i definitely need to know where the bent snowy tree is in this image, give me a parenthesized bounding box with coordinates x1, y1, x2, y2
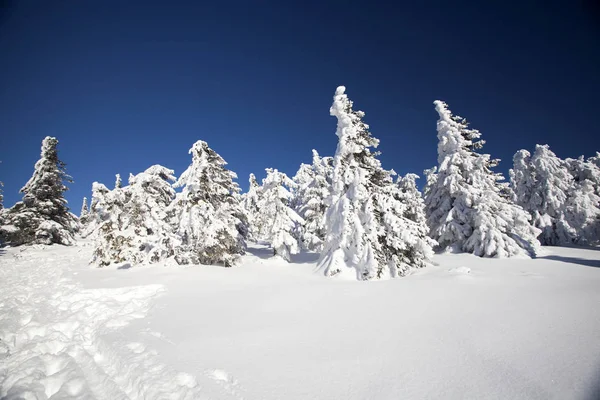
(0, 137, 78, 245)
(318, 86, 435, 280)
(424, 101, 540, 258)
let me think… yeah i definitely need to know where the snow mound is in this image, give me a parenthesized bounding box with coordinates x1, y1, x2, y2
(448, 266, 471, 274)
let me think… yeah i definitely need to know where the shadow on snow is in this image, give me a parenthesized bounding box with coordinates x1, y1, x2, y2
(539, 255, 600, 268)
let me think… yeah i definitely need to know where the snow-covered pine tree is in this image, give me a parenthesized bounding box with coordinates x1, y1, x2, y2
(170, 140, 245, 267)
(564, 155, 600, 245)
(115, 174, 122, 189)
(0, 137, 78, 245)
(510, 145, 576, 245)
(295, 150, 331, 251)
(318, 86, 435, 279)
(424, 101, 540, 257)
(79, 197, 89, 225)
(398, 174, 427, 225)
(92, 165, 177, 266)
(241, 173, 262, 240)
(291, 162, 314, 212)
(256, 168, 304, 261)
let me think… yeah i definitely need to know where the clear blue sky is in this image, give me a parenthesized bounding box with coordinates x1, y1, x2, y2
(1, 0, 599, 210)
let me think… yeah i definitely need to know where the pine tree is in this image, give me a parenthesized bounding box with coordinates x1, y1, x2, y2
(256, 168, 304, 261)
(294, 150, 331, 251)
(425, 101, 540, 257)
(92, 165, 177, 266)
(79, 197, 89, 225)
(318, 86, 435, 279)
(0, 137, 78, 245)
(241, 173, 262, 240)
(115, 174, 122, 189)
(564, 156, 600, 245)
(80, 182, 112, 238)
(510, 145, 576, 245)
(170, 140, 246, 267)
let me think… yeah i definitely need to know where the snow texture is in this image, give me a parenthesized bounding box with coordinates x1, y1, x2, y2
(1, 241, 599, 400)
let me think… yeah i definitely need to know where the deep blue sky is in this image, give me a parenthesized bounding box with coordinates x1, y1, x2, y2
(1, 0, 599, 211)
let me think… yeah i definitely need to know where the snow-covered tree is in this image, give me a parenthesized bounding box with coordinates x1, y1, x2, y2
(318, 86, 435, 280)
(79, 197, 89, 225)
(0, 137, 78, 245)
(398, 174, 427, 225)
(115, 174, 122, 189)
(256, 168, 304, 261)
(293, 150, 332, 251)
(170, 140, 246, 267)
(510, 145, 576, 245)
(564, 155, 600, 245)
(424, 101, 540, 257)
(241, 173, 262, 240)
(92, 165, 177, 266)
(291, 162, 314, 212)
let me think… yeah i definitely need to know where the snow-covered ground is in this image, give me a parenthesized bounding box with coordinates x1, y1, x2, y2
(1, 242, 599, 400)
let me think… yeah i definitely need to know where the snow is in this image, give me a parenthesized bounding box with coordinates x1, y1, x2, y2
(2, 242, 600, 399)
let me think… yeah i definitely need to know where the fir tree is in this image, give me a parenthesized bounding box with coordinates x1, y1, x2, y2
(115, 174, 122, 189)
(0, 137, 77, 245)
(564, 155, 600, 245)
(241, 173, 262, 240)
(295, 150, 331, 251)
(81, 182, 112, 238)
(79, 197, 89, 225)
(510, 145, 576, 245)
(318, 86, 435, 279)
(256, 168, 304, 261)
(170, 140, 246, 267)
(425, 101, 539, 257)
(92, 165, 177, 266)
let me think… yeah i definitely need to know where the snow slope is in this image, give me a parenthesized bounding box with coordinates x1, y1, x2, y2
(1, 242, 600, 399)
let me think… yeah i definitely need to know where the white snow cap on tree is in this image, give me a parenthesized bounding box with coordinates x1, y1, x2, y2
(92, 165, 178, 266)
(0, 137, 78, 245)
(256, 168, 304, 262)
(115, 174, 122, 189)
(318, 86, 435, 280)
(170, 140, 246, 267)
(425, 101, 540, 258)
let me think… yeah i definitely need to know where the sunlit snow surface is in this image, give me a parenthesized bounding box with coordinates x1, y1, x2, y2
(1, 241, 599, 399)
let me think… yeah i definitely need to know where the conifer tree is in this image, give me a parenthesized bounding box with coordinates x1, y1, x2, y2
(0, 137, 77, 245)
(79, 197, 89, 225)
(564, 155, 600, 245)
(425, 101, 539, 257)
(294, 150, 331, 251)
(510, 145, 576, 245)
(81, 182, 112, 238)
(257, 168, 304, 261)
(241, 173, 262, 240)
(318, 86, 435, 279)
(170, 140, 245, 267)
(115, 174, 122, 189)
(92, 165, 177, 266)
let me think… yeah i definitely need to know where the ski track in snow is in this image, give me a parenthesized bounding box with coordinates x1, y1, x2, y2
(0, 246, 203, 400)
